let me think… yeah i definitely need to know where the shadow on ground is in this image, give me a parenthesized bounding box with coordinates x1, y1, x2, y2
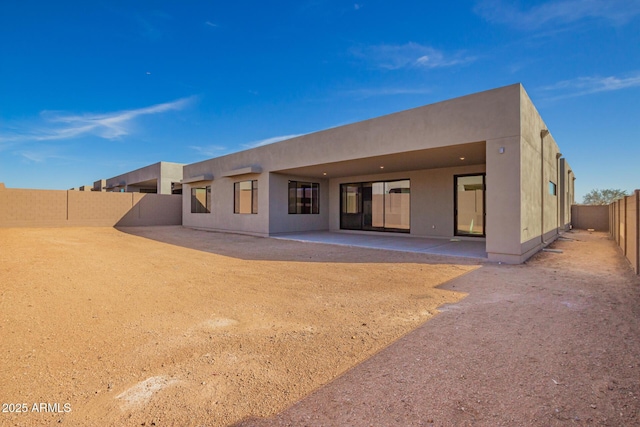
(116, 226, 486, 266)
(230, 230, 640, 427)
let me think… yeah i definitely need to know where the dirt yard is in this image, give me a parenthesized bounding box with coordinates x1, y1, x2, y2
(0, 226, 478, 426)
(235, 230, 640, 427)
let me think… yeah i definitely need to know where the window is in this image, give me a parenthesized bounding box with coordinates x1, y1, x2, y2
(549, 181, 557, 196)
(191, 186, 211, 213)
(288, 181, 319, 214)
(234, 180, 258, 214)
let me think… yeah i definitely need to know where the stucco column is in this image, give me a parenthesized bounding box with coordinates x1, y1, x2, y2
(159, 177, 172, 195)
(485, 136, 523, 263)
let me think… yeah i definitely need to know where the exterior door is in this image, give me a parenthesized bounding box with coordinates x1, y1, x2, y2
(340, 180, 410, 233)
(340, 184, 362, 230)
(455, 174, 485, 237)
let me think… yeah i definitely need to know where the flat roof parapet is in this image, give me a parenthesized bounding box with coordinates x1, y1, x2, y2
(181, 174, 214, 184)
(222, 166, 262, 177)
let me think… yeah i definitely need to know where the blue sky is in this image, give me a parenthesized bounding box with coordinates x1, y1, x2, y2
(1, 0, 639, 201)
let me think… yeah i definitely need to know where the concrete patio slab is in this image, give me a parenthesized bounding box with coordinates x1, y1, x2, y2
(271, 231, 487, 260)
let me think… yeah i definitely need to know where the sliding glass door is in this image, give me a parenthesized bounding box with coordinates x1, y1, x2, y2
(340, 184, 362, 229)
(455, 174, 485, 237)
(340, 180, 410, 232)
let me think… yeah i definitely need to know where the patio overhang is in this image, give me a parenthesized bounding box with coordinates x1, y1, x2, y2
(271, 141, 486, 179)
(127, 178, 158, 188)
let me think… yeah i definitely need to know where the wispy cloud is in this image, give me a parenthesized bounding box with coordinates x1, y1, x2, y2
(243, 134, 305, 149)
(17, 147, 70, 163)
(538, 72, 640, 100)
(205, 21, 218, 27)
(475, 0, 640, 30)
(0, 97, 195, 144)
(0, 136, 20, 150)
(189, 144, 227, 157)
(353, 43, 476, 70)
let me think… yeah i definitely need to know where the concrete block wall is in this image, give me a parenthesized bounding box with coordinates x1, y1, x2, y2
(0, 185, 181, 227)
(608, 190, 640, 274)
(571, 205, 609, 231)
(117, 193, 183, 226)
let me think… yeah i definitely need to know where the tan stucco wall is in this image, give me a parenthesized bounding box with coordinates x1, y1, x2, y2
(488, 86, 566, 264)
(485, 136, 522, 259)
(183, 84, 521, 237)
(159, 162, 185, 194)
(93, 179, 106, 191)
(182, 173, 268, 236)
(0, 188, 181, 227)
(105, 161, 184, 194)
(184, 163, 488, 239)
(185, 85, 519, 180)
(520, 87, 562, 239)
(268, 173, 330, 234)
(181, 84, 572, 264)
(559, 159, 575, 229)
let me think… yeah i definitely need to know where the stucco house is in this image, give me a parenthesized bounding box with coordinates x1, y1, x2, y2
(95, 161, 185, 194)
(179, 83, 574, 264)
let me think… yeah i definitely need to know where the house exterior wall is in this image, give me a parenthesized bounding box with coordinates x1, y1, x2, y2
(500, 86, 565, 264)
(104, 161, 184, 194)
(268, 173, 330, 234)
(182, 84, 521, 177)
(485, 136, 522, 261)
(181, 83, 573, 264)
(92, 179, 106, 192)
(159, 162, 184, 194)
(183, 84, 521, 235)
(182, 173, 268, 236)
(559, 159, 575, 230)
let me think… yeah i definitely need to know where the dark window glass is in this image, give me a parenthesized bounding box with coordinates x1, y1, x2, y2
(191, 186, 211, 213)
(252, 180, 258, 214)
(288, 181, 319, 214)
(234, 180, 258, 214)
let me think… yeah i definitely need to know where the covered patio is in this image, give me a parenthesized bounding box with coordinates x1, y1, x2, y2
(271, 231, 487, 260)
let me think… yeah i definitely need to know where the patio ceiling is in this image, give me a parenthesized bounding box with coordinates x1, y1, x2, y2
(272, 141, 486, 179)
(127, 178, 158, 188)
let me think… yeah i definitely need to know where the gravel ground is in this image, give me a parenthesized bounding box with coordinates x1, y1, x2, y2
(235, 230, 640, 427)
(1, 227, 638, 426)
(0, 226, 476, 427)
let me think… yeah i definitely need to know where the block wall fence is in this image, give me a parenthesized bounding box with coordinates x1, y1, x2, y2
(0, 185, 182, 227)
(609, 190, 640, 275)
(571, 205, 609, 231)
